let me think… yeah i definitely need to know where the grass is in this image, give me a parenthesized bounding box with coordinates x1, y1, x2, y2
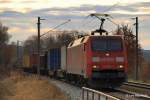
(0, 70, 68, 100)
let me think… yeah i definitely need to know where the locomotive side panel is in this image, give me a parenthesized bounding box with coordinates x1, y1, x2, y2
(67, 42, 87, 76)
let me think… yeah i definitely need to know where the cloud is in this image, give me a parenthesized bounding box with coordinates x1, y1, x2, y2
(141, 39, 150, 49)
(139, 7, 150, 13)
(8, 26, 37, 42)
(1, 2, 150, 18)
(0, 0, 11, 3)
(20, 0, 36, 3)
(8, 27, 21, 33)
(0, 0, 36, 3)
(131, 2, 150, 8)
(8, 27, 37, 34)
(0, 1, 150, 49)
(0, 11, 25, 17)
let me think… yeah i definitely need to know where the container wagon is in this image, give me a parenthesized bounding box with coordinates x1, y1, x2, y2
(23, 54, 30, 68)
(60, 46, 67, 72)
(22, 54, 30, 72)
(47, 48, 61, 77)
(29, 53, 38, 73)
(40, 53, 48, 75)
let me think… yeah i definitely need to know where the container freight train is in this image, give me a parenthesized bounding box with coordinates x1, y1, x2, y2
(35, 35, 127, 88)
(22, 36, 128, 88)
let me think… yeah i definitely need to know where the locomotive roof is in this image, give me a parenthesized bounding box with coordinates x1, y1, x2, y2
(68, 35, 123, 48)
(68, 36, 89, 47)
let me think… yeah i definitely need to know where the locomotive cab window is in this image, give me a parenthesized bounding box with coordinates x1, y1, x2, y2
(108, 39, 122, 51)
(92, 39, 107, 51)
(91, 37, 123, 51)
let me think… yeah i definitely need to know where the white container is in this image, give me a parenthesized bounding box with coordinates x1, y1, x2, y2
(61, 46, 67, 70)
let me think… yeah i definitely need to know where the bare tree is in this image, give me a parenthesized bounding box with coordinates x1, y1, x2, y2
(114, 24, 144, 78)
(56, 31, 76, 46)
(23, 30, 87, 53)
(24, 36, 43, 53)
(42, 34, 56, 49)
(0, 22, 10, 45)
(0, 22, 11, 65)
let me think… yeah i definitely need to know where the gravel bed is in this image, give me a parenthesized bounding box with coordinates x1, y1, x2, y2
(48, 78, 150, 100)
(49, 79, 82, 100)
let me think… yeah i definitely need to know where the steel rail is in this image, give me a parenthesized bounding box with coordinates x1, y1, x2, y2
(127, 81, 150, 87)
(115, 88, 150, 100)
(124, 82, 150, 90)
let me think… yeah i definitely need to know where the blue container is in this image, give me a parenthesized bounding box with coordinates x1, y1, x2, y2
(47, 48, 61, 71)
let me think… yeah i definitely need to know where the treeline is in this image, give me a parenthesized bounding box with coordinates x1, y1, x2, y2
(23, 30, 87, 54)
(0, 23, 12, 67)
(115, 25, 148, 81)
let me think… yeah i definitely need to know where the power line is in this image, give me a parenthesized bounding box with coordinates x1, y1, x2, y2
(102, 2, 120, 13)
(40, 19, 71, 37)
(106, 18, 119, 26)
(80, 1, 121, 30)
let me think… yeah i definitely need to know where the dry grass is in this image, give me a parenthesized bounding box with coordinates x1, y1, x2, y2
(0, 71, 68, 100)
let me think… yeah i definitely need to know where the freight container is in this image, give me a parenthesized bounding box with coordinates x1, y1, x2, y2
(4, 45, 17, 65)
(61, 46, 67, 70)
(40, 53, 48, 75)
(23, 54, 30, 68)
(40, 54, 47, 70)
(17, 46, 23, 60)
(30, 53, 39, 68)
(47, 48, 61, 71)
(15, 46, 24, 67)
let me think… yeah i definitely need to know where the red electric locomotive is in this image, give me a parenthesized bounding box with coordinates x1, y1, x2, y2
(66, 14, 128, 88)
(67, 35, 128, 88)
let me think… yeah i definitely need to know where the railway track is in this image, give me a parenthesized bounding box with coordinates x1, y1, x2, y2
(114, 88, 150, 100)
(90, 81, 150, 100)
(124, 81, 150, 90)
(82, 87, 150, 100)
(109, 81, 150, 100)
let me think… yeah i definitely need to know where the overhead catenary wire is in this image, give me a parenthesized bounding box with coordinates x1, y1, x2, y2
(106, 18, 119, 26)
(80, 1, 121, 30)
(40, 19, 71, 37)
(102, 2, 120, 13)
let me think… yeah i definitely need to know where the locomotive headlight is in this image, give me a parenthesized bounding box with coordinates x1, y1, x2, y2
(92, 65, 99, 69)
(116, 57, 124, 62)
(118, 65, 124, 68)
(92, 57, 99, 62)
(93, 65, 97, 68)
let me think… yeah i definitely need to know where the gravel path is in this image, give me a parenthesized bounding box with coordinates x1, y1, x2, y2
(50, 79, 82, 100)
